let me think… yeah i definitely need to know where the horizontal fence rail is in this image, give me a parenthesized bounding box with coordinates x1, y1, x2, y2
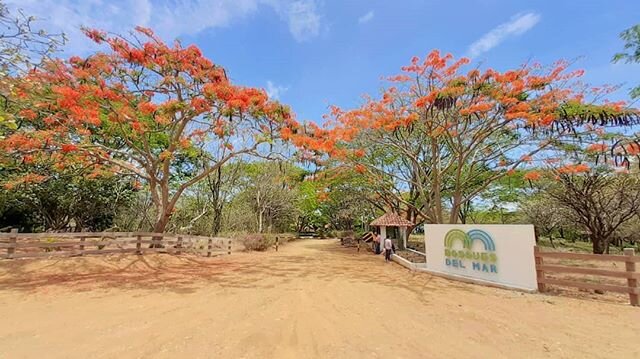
(534, 246, 639, 306)
(0, 229, 232, 260)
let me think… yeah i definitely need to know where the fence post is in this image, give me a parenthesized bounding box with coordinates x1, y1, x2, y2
(136, 235, 142, 255)
(357, 238, 361, 253)
(79, 236, 86, 256)
(177, 236, 183, 255)
(624, 248, 638, 306)
(7, 228, 18, 259)
(275, 237, 279, 252)
(534, 246, 546, 292)
(207, 237, 212, 257)
(227, 239, 232, 255)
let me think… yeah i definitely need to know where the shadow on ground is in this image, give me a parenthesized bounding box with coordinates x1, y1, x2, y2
(0, 239, 478, 303)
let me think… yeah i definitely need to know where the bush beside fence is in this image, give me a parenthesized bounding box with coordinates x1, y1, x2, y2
(0, 229, 232, 259)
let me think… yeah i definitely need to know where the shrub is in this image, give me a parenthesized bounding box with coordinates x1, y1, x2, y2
(339, 230, 355, 239)
(241, 234, 273, 251)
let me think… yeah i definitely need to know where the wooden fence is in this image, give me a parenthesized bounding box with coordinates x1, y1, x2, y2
(534, 246, 639, 306)
(0, 229, 232, 260)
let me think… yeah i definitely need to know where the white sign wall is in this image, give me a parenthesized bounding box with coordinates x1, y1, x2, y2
(424, 224, 537, 291)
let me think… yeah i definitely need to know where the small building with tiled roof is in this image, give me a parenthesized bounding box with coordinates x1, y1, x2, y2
(370, 212, 414, 250)
(370, 212, 414, 227)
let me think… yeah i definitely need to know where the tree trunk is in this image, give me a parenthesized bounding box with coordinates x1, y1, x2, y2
(211, 207, 222, 236)
(397, 227, 407, 251)
(208, 166, 224, 236)
(449, 194, 461, 224)
(591, 234, 606, 254)
(151, 210, 172, 248)
(431, 141, 444, 223)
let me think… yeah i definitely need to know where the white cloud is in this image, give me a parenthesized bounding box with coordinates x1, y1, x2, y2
(152, 0, 261, 39)
(358, 10, 374, 24)
(287, 0, 321, 42)
(467, 12, 541, 58)
(265, 80, 289, 100)
(268, 0, 321, 42)
(5, 0, 323, 54)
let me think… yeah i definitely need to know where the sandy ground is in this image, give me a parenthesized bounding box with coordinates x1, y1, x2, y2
(0, 239, 638, 359)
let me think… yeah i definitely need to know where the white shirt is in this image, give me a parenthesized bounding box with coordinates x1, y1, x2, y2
(384, 238, 393, 250)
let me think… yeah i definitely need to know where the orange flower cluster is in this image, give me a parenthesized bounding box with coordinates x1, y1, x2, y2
(3, 173, 47, 190)
(355, 164, 367, 174)
(520, 155, 533, 163)
(1, 26, 298, 185)
(586, 143, 608, 152)
(290, 49, 597, 165)
(460, 102, 493, 115)
(523, 171, 542, 181)
(558, 163, 591, 174)
(624, 143, 640, 155)
(60, 144, 78, 153)
(138, 101, 157, 115)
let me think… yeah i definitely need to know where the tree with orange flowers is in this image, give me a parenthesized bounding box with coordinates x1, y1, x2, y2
(296, 50, 639, 227)
(521, 154, 640, 255)
(517, 127, 640, 254)
(0, 27, 297, 233)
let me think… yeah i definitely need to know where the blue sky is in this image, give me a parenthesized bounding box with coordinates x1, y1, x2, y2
(9, 0, 640, 123)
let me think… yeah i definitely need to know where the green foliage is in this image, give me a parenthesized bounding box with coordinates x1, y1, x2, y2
(558, 101, 625, 118)
(319, 170, 376, 230)
(295, 180, 326, 230)
(485, 170, 529, 203)
(0, 175, 135, 232)
(613, 24, 640, 64)
(0, 189, 38, 231)
(613, 24, 640, 98)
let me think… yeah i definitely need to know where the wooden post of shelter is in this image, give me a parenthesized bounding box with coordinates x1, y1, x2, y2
(275, 237, 279, 252)
(534, 246, 546, 292)
(7, 228, 18, 259)
(624, 248, 638, 306)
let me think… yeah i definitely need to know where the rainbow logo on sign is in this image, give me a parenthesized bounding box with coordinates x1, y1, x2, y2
(444, 229, 496, 251)
(444, 229, 498, 273)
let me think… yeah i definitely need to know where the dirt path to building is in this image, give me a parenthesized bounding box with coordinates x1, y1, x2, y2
(0, 239, 638, 358)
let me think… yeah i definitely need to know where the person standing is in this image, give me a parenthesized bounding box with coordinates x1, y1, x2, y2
(373, 233, 381, 254)
(384, 237, 393, 262)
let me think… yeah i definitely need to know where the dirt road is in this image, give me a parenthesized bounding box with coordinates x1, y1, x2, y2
(0, 239, 638, 358)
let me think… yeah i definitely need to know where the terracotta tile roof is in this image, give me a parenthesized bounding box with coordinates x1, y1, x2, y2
(370, 212, 414, 227)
